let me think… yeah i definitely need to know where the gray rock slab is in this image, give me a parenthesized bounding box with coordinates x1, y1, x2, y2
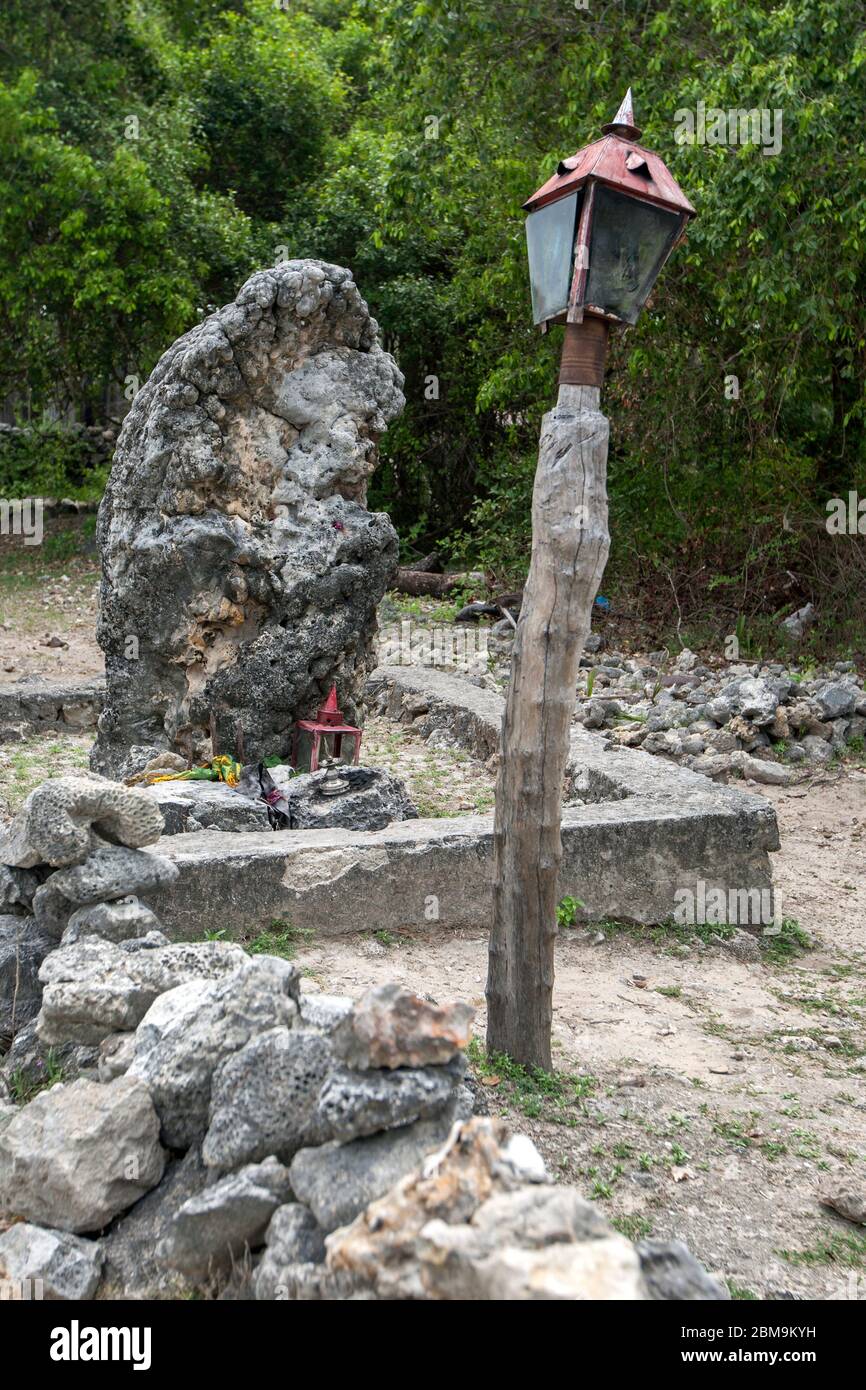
(0, 1222, 103, 1300)
(62, 896, 161, 944)
(157, 1157, 294, 1277)
(0, 1076, 165, 1234)
(289, 1103, 469, 1233)
(128, 956, 300, 1149)
(38, 936, 249, 1045)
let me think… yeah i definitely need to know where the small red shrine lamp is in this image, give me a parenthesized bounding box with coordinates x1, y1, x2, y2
(291, 686, 362, 773)
(523, 89, 695, 386)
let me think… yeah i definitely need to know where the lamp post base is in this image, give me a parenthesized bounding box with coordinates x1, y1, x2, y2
(559, 316, 610, 388)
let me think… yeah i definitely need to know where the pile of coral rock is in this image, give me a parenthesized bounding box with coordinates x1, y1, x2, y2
(0, 774, 726, 1301)
(568, 646, 866, 785)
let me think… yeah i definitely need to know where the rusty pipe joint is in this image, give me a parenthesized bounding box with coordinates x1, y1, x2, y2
(558, 315, 610, 389)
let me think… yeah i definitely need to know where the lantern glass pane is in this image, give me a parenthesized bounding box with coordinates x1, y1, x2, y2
(294, 729, 316, 773)
(525, 191, 580, 325)
(586, 186, 681, 324)
(320, 733, 357, 766)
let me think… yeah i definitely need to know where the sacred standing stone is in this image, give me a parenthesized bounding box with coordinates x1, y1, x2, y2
(92, 260, 404, 775)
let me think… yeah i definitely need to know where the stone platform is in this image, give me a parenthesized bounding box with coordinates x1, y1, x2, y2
(145, 667, 779, 938)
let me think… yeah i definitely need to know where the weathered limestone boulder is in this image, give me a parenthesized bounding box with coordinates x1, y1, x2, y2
(37, 936, 249, 1045)
(0, 1076, 165, 1233)
(128, 956, 300, 1148)
(0, 1223, 103, 1300)
(0, 914, 56, 1039)
(254, 1204, 328, 1299)
(92, 259, 404, 776)
(277, 766, 418, 831)
(0, 776, 164, 869)
(157, 1157, 294, 1277)
(202, 1026, 333, 1171)
(331, 983, 474, 1070)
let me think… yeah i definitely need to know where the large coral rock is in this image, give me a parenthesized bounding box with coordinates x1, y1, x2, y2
(128, 956, 301, 1148)
(0, 776, 164, 869)
(331, 983, 474, 1070)
(0, 1076, 165, 1234)
(92, 260, 404, 775)
(37, 936, 249, 1045)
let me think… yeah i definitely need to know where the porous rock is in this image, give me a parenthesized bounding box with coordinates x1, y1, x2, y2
(331, 983, 474, 1070)
(317, 1058, 464, 1142)
(37, 936, 249, 1045)
(157, 1157, 294, 1277)
(0, 914, 57, 1039)
(40, 844, 179, 907)
(92, 260, 404, 776)
(0, 775, 164, 869)
(202, 1025, 332, 1171)
(0, 1076, 165, 1233)
(128, 956, 300, 1149)
(0, 1222, 103, 1300)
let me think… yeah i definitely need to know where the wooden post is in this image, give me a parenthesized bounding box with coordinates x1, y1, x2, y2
(486, 322, 611, 1070)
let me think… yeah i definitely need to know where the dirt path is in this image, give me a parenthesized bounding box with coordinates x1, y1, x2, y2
(293, 766, 866, 1301)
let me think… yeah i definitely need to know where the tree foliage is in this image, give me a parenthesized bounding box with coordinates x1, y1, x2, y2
(0, 0, 863, 640)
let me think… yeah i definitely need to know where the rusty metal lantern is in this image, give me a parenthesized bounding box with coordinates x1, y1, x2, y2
(523, 89, 696, 386)
(291, 685, 362, 773)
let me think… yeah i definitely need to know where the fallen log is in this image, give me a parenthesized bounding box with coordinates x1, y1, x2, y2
(392, 568, 485, 598)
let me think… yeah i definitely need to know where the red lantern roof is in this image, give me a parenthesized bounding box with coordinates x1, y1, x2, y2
(523, 88, 696, 220)
(294, 685, 360, 735)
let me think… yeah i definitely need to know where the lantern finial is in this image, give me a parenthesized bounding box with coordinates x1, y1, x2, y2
(601, 87, 642, 141)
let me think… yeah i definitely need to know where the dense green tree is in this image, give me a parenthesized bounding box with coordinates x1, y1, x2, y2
(0, 0, 863, 642)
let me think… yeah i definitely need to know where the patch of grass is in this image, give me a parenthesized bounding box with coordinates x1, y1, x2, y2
(610, 1213, 654, 1242)
(466, 1037, 598, 1122)
(727, 1281, 760, 1300)
(372, 929, 399, 948)
(778, 1231, 866, 1270)
(761, 917, 813, 965)
(0, 732, 93, 815)
(9, 1049, 65, 1104)
(655, 985, 682, 998)
(242, 921, 314, 960)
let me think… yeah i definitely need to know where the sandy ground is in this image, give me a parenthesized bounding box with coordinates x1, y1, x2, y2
(292, 768, 866, 1301)
(1, 527, 864, 1298)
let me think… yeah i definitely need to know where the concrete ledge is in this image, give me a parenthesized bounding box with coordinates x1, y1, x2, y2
(0, 678, 105, 740)
(146, 667, 779, 939)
